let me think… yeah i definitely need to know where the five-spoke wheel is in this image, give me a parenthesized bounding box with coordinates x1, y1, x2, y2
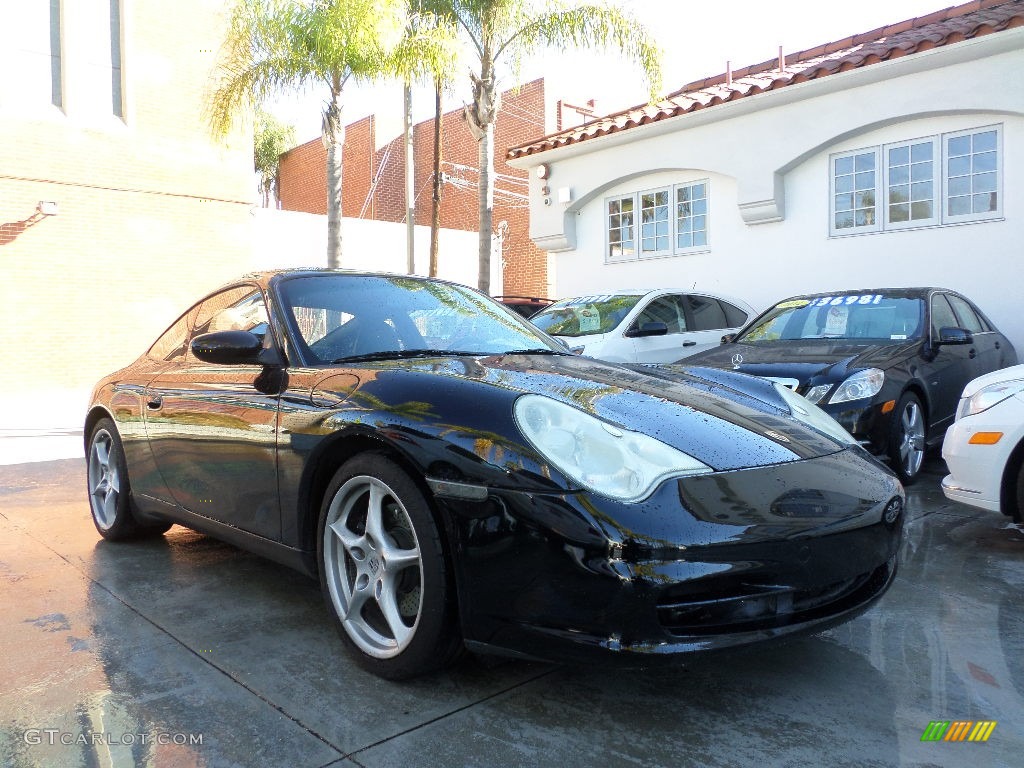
(318, 454, 461, 678)
(888, 392, 926, 485)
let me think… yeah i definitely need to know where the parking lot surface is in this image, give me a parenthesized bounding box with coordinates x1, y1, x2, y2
(1, 456, 1022, 768)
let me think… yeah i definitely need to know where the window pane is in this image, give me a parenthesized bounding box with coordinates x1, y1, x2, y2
(854, 153, 875, 171)
(890, 204, 909, 223)
(889, 146, 909, 165)
(679, 217, 692, 233)
(677, 202, 690, 217)
(973, 172, 996, 194)
(910, 201, 932, 220)
(948, 155, 971, 177)
(835, 212, 854, 229)
(692, 230, 707, 247)
(910, 181, 932, 202)
(835, 174, 854, 193)
(855, 171, 874, 190)
(692, 183, 706, 199)
(677, 186, 690, 202)
(855, 190, 875, 208)
(855, 209, 874, 226)
(910, 142, 932, 162)
(948, 195, 971, 216)
(889, 165, 909, 185)
(835, 156, 854, 175)
(692, 198, 707, 215)
(608, 200, 620, 215)
(642, 223, 654, 239)
(621, 198, 633, 213)
(677, 232, 692, 248)
(835, 193, 853, 211)
(889, 185, 908, 204)
(973, 151, 997, 173)
(973, 193, 997, 213)
(973, 130, 997, 152)
(947, 135, 971, 156)
(656, 221, 668, 237)
(693, 215, 706, 232)
(948, 295, 984, 333)
(948, 176, 970, 196)
(910, 162, 931, 182)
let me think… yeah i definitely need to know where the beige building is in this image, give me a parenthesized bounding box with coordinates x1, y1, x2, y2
(0, 1, 254, 428)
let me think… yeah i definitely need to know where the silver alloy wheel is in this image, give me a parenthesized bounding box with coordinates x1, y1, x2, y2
(88, 428, 120, 530)
(322, 475, 423, 659)
(898, 400, 925, 477)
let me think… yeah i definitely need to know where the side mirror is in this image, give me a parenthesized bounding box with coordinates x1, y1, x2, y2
(626, 321, 669, 338)
(936, 327, 973, 346)
(191, 330, 265, 365)
(721, 333, 736, 344)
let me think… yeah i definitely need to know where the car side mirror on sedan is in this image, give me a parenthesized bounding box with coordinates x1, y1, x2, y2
(626, 321, 669, 338)
(721, 333, 737, 344)
(936, 327, 974, 346)
(191, 330, 268, 365)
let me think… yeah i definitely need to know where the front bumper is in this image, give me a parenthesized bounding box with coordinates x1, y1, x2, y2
(820, 399, 888, 455)
(439, 448, 904, 664)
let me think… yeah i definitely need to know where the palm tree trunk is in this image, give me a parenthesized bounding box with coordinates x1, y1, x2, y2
(404, 81, 415, 274)
(429, 77, 442, 278)
(477, 118, 494, 293)
(324, 88, 344, 269)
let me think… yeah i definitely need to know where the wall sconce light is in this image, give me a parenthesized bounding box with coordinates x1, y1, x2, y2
(37, 201, 59, 216)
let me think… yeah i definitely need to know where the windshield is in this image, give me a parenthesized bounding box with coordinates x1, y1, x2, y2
(530, 294, 644, 338)
(276, 274, 562, 364)
(738, 293, 925, 343)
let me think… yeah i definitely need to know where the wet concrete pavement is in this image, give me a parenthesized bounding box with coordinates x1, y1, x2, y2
(1, 456, 1022, 768)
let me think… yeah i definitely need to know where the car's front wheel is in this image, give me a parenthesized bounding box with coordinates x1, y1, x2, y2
(317, 453, 461, 679)
(87, 418, 171, 540)
(888, 392, 926, 485)
(1014, 461, 1024, 524)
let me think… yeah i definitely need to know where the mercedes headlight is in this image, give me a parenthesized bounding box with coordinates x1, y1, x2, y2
(514, 395, 712, 502)
(829, 368, 884, 404)
(961, 379, 1024, 418)
(774, 383, 857, 445)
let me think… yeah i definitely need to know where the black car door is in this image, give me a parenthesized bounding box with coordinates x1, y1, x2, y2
(143, 285, 283, 540)
(922, 293, 975, 436)
(946, 292, 1002, 376)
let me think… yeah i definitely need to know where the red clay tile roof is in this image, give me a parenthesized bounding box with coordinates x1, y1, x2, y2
(507, 0, 1024, 159)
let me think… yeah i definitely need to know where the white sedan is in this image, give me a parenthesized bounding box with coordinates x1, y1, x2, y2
(941, 364, 1024, 521)
(529, 289, 754, 364)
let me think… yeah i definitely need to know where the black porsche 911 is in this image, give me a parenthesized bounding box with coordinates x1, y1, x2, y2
(85, 270, 904, 679)
(678, 288, 1017, 485)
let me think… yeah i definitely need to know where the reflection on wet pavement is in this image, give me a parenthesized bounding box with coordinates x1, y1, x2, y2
(0, 457, 1021, 767)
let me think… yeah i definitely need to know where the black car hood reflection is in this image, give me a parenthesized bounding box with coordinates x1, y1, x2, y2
(312, 352, 847, 472)
(678, 339, 921, 386)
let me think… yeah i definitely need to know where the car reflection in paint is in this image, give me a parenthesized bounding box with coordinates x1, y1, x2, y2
(85, 270, 904, 679)
(675, 288, 1017, 485)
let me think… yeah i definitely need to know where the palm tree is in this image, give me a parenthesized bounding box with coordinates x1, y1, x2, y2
(209, 0, 453, 268)
(440, 1, 662, 293)
(254, 110, 295, 208)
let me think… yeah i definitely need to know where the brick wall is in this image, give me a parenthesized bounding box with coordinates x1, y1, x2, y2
(279, 79, 553, 297)
(0, 1, 254, 397)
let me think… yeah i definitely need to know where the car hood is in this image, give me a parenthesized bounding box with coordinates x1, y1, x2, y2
(312, 353, 849, 473)
(960, 363, 1024, 398)
(679, 339, 920, 386)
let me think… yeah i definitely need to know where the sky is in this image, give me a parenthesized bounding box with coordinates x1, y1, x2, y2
(268, 0, 953, 148)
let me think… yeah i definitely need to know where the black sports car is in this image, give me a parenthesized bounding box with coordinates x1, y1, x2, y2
(677, 288, 1017, 484)
(85, 270, 904, 679)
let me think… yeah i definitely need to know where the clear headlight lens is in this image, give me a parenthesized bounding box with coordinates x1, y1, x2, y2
(828, 368, 885, 404)
(774, 383, 857, 445)
(804, 384, 831, 404)
(962, 379, 1024, 418)
(513, 394, 712, 502)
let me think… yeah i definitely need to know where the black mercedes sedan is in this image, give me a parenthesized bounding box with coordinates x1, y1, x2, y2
(677, 288, 1017, 484)
(85, 270, 904, 679)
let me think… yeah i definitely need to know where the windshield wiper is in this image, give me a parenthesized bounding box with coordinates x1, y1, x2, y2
(502, 348, 572, 355)
(331, 349, 482, 364)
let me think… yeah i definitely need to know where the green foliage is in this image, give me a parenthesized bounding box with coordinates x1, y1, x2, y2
(254, 110, 296, 204)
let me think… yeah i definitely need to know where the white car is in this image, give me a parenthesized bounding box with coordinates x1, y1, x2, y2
(530, 289, 754, 364)
(941, 363, 1024, 521)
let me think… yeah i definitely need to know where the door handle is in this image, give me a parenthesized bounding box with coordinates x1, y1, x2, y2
(968, 349, 977, 359)
(147, 394, 163, 410)
(995, 341, 1001, 349)
(682, 341, 697, 347)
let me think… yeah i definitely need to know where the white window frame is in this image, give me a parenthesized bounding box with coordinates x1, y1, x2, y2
(638, 186, 672, 258)
(883, 136, 940, 230)
(674, 180, 710, 254)
(829, 147, 882, 236)
(942, 124, 1002, 224)
(603, 180, 711, 264)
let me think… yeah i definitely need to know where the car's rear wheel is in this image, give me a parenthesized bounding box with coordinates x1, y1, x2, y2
(888, 392, 926, 485)
(317, 453, 461, 679)
(87, 418, 171, 540)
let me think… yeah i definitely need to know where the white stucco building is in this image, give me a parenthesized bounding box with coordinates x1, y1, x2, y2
(507, 0, 1024, 349)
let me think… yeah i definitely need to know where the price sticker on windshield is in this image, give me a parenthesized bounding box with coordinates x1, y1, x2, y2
(812, 294, 883, 307)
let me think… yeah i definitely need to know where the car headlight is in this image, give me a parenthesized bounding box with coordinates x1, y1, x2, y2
(804, 384, 831, 404)
(774, 383, 857, 445)
(961, 379, 1024, 418)
(513, 394, 712, 501)
(828, 368, 885, 405)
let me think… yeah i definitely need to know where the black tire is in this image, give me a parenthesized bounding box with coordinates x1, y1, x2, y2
(317, 453, 462, 679)
(86, 418, 171, 541)
(887, 392, 927, 485)
(1014, 461, 1024, 524)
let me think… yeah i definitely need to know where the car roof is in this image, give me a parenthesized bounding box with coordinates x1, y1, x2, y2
(778, 287, 949, 300)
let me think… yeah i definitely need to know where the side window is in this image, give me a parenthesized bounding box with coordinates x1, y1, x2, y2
(720, 300, 748, 328)
(635, 296, 687, 334)
(930, 294, 959, 338)
(946, 294, 984, 333)
(684, 295, 729, 331)
(193, 286, 270, 340)
(147, 307, 198, 363)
